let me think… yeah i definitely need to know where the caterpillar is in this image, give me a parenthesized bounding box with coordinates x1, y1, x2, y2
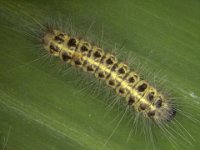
(42, 28, 176, 124)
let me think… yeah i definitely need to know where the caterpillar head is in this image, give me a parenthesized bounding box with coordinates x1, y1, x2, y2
(150, 95, 177, 123)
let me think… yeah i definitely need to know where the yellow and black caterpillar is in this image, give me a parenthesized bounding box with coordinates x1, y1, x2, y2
(43, 28, 176, 124)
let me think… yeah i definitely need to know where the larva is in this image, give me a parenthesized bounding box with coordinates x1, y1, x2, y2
(42, 28, 176, 124)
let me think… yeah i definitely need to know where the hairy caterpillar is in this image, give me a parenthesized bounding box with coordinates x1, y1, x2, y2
(42, 28, 176, 124)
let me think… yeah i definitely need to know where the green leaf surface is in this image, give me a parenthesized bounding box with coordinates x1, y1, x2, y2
(0, 0, 200, 150)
